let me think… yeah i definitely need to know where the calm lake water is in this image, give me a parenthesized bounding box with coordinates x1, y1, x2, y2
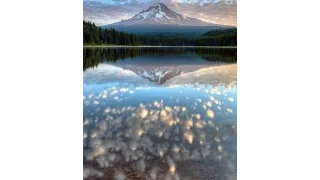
(83, 47, 237, 180)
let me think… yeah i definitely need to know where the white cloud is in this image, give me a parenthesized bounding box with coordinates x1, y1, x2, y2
(83, 0, 237, 26)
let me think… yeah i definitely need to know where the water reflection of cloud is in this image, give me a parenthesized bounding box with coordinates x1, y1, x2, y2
(83, 63, 237, 179)
(165, 64, 237, 88)
(83, 88, 237, 179)
(83, 64, 153, 86)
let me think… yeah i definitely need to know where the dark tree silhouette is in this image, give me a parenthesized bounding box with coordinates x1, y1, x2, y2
(83, 21, 237, 46)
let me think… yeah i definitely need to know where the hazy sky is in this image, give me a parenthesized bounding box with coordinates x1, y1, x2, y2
(83, 0, 237, 26)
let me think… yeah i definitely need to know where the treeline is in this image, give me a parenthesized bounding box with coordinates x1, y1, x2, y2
(83, 48, 237, 71)
(84, 21, 140, 45)
(196, 28, 237, 46)
(202, 28, 237, 37)
(83, 21, 237, 46)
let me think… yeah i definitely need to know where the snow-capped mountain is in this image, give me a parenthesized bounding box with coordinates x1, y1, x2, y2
(83, 63, 233, 86)
(124, 66, 184, 85)
(114, 63, 226, 85)
(109, 3, 214, 26)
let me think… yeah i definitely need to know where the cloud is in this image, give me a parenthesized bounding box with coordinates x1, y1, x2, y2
(83, 0, 237, 26)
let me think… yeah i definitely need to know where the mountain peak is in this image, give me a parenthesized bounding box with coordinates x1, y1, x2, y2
(151, 3, 168, 9)
(146, 2, 169, 12)
(152, 3, 166, 7)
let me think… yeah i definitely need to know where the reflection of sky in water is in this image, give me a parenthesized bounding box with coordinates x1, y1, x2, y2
(83, 52, 237, 180)
(84, 85, 236, 124)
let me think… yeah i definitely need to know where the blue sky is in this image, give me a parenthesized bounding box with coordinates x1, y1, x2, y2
(83, 0, 237, 26)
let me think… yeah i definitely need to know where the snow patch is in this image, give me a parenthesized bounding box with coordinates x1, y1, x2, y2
(155, 13, 163, 19)
(159, 10, 173, 20)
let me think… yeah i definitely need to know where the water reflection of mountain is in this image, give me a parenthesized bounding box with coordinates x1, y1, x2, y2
(83, 63, 237, 89)
(83, 47, 237, 71)
(113, 56, 229, 85)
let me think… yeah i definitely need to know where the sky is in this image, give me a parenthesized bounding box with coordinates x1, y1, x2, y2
(83, 0, 237, 26)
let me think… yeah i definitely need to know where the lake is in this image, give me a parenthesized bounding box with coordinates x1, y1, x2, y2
(83, 47, 237, 180)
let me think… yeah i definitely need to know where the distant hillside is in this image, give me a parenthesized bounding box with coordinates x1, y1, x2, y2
(196, 28, 237, 46)
(84, 21, 237, 46)
(202, 28, 237, 37)
(101, 24, 232, 37)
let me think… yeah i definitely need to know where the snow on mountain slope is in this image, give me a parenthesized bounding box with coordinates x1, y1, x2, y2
(108, 3, 214, 26)
(127, 66, 184, 84)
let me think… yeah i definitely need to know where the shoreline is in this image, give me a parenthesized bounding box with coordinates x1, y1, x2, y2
(83, 45, 237, 48)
